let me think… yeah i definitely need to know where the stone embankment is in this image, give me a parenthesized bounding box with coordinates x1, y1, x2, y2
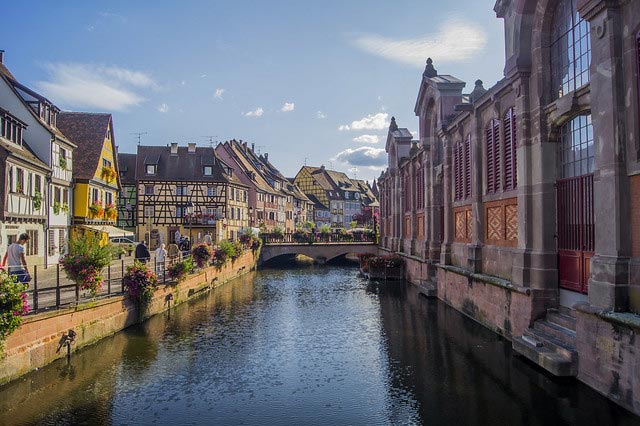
(0, 251, 257, 385)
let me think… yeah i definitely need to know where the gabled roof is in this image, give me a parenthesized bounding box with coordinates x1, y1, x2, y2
(218, 140, 278, 194)
(352, 179, 379, 206)
(0, 137, 50, 171)
(117, 153, 137, 185)
(300, 166, 343, 200)
(136, 145, 244, 185)
(57, 112, 114, 180)
(305, 194, 328, 210)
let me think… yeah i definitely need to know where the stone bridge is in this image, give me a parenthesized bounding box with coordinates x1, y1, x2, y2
(259, 242, 378, 265)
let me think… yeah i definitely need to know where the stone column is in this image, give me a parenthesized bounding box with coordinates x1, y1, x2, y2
(440, 133, 453, 265)
(428, 136, 443, 269)
(580, 1, 631, 311)
(467, 114, 483, 273)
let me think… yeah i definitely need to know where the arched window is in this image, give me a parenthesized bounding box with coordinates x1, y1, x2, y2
(560, 114, 593, 178)
(454, 135, 472, 201)
(551, 0, 591, 100)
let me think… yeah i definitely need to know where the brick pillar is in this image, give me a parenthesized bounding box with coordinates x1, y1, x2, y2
(580, 1, 631, 311)
(468, 115, 483, 273)
(440, 134, 453, 265)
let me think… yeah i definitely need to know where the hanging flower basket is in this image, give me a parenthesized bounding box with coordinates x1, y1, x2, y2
(89, 201, 104, 219)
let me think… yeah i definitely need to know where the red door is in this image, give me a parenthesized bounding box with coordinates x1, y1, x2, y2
(557, 174, 594, 294)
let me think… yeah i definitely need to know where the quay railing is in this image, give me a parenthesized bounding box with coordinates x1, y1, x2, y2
(13, 253, 192, 315)
(261, 232, 376, 245)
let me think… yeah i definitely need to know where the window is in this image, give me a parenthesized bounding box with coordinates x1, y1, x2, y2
(146, 164, 157, 175)
(176, 206, 186, 217)
(230, 187, 235, 200)
(203, 166, 212, 176)
(486, 118, 501, 194)
(54, 187, 61, 204)
(48, 229, 56, 256)
(416, 167, 424, 209)
(207, 186, 216, 197)
(176, 185, 188, 196)
(105, 192, 113, 205)
(92, 188, 100, 203)
(16, 168, 24, 194)
(145, 185, 154, 195)
(103, 159, 111, 168)
(26, 230, 38, 256)
(503, 108, 517, 190)
(144, 205, 155, 217)
(58, 230, 66, 255)
(35, 175, 41, 194)
(560, 114, 593, 178)
(551, 0, 590, 99)
(454, 135, 472, 201)
(63, 189, 69, 205)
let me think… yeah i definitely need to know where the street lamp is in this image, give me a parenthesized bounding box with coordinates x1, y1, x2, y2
(249, 206, 254, 226)
(186, 201, 194, 248)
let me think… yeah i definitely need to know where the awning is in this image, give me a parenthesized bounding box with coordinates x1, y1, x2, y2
(79, 224, 134, 238)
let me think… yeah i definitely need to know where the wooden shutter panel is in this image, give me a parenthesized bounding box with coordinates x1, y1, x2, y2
(464, 135, 471, 198)
(486, 124, 495, 193)
(503, 108, 517, 190)
(454, 141, 461, 201)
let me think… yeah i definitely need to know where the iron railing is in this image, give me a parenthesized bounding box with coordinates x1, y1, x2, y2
(261, 232, 376, 245)
(16, 253, 192, 315)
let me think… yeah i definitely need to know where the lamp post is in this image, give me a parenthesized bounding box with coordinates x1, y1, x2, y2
(249, 206, 254, 227)
(186, 201, 194, 248)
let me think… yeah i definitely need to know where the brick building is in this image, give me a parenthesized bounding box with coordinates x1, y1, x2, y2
(378, 0, 640, 415)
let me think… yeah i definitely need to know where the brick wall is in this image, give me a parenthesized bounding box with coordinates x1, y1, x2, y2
(0, 250, 258, 385)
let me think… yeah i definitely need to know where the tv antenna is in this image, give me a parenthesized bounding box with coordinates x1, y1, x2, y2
(201, 135, 218, 147)
(304, 157, 308, 166)
(350, 167, 358, 179)
(255, 145, 266, 154)
(132, 132, 148, 145)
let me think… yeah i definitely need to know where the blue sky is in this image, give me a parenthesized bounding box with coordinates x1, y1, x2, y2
(1, 0, 504, 183)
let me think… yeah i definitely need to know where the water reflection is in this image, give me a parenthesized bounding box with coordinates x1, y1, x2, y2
(0, 267, 638, 425)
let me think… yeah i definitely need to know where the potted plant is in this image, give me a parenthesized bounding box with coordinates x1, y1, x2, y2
(53, 201, 61, 215)
(89, 201, 104, 219)
(59, 156, 67, 170)
(104, 203, 117, 220)
(32, 190, 42, 211)
(192, 243, 213, 268)
(60, 233, 111, 298)
(0, 271, 29, 350)
(123, 261, 158, 311)
(101, 165, 117, 183)
(167, 257, 194, 283)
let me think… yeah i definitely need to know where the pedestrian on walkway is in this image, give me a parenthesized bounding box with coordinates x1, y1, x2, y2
(135, 241, 151, 264)
(155, 243, 167, 276)
(1, 233, 32, 284)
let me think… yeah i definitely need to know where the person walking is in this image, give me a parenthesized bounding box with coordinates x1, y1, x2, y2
(135, 241, 151, 264)
(155, 243, 167, 277)
(2, 233, 31, 284)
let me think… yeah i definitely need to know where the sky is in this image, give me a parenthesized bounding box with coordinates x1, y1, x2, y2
(1, 0, 505, 183)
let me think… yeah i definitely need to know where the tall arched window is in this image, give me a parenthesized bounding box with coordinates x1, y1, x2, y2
(454, 135, 472, 201)
(551, 0, 591, 100)
(486, 119, 501, 194)
(560, 114, 593, 178)
(503, 108, 517, 190)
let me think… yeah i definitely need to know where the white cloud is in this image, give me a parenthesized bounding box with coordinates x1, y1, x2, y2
(333, 146, 387, 167)
(281, 102, 295, 112)
(339, 112, 388, 131)
(214, 88, 225, 99)
(36, 63, 157, 112)
(157, 103, 169, 113)
(353, 134, 379, 144)
(351, 18, 488, 67)
(244, 107, 264, 117)
(316, 111, 326, 119)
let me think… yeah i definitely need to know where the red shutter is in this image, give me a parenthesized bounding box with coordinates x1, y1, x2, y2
(503, 108, 517, 190)
(486, 124, 495, 193)
(454, 141, 462, 201)
(493, 119, 501, 192)
(464, 135, 471, 198)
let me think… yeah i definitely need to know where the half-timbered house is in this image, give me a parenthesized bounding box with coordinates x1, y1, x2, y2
(136, 143, 248, 248)
(117, 153, 137, 234)
(0, 51, 76, 266)
(57, 112, 123, 245)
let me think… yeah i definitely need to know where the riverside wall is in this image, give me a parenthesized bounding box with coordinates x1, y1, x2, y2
(0, 250, 258, 385)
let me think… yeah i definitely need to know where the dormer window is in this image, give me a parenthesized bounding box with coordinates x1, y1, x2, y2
(203, 166, 212, 176)
(146, 164, 157, 175)
(1, 109, 26, 145)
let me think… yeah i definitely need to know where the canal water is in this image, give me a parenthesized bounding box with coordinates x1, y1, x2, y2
(1, 265, 639, 425)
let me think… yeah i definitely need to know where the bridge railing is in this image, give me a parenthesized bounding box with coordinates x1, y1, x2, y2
(261, 232, 376, 245)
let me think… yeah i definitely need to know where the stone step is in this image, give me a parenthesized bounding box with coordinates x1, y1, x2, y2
(512, 335, 577, 377)
(546, 309, 577, 331)
(523, 328, 577, 361)
(533, 320, 576, 347)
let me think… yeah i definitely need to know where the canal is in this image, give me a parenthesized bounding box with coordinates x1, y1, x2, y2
(1, 265, 639, 425)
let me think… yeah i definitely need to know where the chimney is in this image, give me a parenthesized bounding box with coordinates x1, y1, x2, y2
(251, 143, 255, 152)
(243, 141, 247, 150)
(188, 142, 196, 153)
(264, 153, 268, 162)
(320, 164, 325, 171)
(170, 142, 178, 155)
(0, 50, 4, 64)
